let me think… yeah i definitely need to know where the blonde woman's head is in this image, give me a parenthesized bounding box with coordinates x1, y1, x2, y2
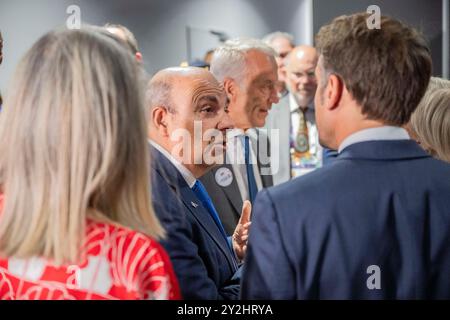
(0, 27, 164, 264)
(409, 77, 450, 162)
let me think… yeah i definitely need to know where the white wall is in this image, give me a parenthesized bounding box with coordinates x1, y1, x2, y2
(0, 0, 312, 94)
(312, 0, 444, 77)
(0, 0, 111, 93)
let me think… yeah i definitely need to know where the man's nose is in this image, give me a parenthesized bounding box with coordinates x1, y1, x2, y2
(299, 76, 310, 85)
(270, 87, 280, 104)
(217, 109, 234, 131)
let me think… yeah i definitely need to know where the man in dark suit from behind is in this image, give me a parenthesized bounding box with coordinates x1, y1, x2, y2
(242, 12, 450, 299)
(147, 67, 251, 299)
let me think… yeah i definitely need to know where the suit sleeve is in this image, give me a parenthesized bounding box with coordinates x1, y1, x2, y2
(240, 189, 296, 299)
(153, 192, 238, 300)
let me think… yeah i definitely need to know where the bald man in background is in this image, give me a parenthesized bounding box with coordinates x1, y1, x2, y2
(266, 45, 337, 183)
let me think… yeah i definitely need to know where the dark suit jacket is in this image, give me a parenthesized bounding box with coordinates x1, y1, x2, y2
(201, 130, 273, 236)
(150, 145, 240, 300)
(241, 140, 450, 299)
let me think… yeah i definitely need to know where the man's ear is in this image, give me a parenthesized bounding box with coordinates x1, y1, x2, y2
(151, 106, 170, 137)
(325, 74, 344, 111)
(223, 77, 238, 103)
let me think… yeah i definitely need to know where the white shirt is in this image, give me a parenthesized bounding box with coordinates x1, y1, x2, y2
(226, 128, 263, 203)
(150, 140, 197, 188)
(338, 126, 410, 153)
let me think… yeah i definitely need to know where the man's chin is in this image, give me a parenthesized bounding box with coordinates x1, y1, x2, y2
(253, 112, 270, 128)
(294, 94, 314, 106)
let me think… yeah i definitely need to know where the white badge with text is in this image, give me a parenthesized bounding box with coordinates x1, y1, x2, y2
(215, 167, 233, 187)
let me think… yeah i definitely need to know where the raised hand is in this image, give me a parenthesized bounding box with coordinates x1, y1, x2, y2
(232, 200, 252, 261)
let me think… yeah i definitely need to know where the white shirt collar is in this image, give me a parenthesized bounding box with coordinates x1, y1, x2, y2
(150, 140, 197, 188)
(227, 127, 257, 140)
(227, 128, 245, 140)
(338, 126, 410, 153)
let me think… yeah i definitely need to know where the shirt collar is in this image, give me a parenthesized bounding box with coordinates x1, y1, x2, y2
(227, 128, 257, 139)
(150, 140, 197, 188)
(338, 126, 410, 153)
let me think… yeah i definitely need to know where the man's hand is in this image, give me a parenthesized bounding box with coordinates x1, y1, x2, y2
(232, 200, 252, 261)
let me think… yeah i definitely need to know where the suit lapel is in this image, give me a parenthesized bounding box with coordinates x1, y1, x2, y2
(177, 183, 238, 271)
(211, 164, 242, 215)
(253, 129, 274, 188)
(150, 145, 238, 271)
(259, 164, 273, 187)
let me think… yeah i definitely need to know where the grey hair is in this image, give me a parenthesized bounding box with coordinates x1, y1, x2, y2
(210, 37, 276, 86)
(409, 77, 450, 161)
(146, 80, 174, 115)
(410, 88, 450, 162)
(262, 31, 295, 47)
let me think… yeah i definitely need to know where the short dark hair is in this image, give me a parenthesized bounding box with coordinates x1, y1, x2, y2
(315, 13, 432, 125)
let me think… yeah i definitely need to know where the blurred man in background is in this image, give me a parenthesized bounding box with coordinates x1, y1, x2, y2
(262, 31, 295, 98)
(105, 23, 143, 62)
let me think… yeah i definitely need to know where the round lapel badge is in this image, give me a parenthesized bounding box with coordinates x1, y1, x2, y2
(215, 167, 233, 187)
(295, 133, 309, 153)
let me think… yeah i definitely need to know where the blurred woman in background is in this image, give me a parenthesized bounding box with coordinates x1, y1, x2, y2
(0, 27, 180, 300)
(408, 77, 450, 162)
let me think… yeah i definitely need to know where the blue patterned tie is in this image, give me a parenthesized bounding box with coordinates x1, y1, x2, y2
(192, 180, 231, 247)
(244, 135, 258, 204)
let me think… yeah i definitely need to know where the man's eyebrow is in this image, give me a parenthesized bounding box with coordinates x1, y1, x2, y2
(254, 72, 276, 81)
(195, 95, 219, 104)
(193, 95, 220, 110)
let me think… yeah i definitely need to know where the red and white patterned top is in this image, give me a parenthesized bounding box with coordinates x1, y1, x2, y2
(0, 195, 181, 300)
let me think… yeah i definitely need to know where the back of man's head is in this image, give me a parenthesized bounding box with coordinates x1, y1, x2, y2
(315, 12, 432, 126)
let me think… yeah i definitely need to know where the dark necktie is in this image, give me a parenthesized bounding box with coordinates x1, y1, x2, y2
(244, 135, 258, 204)
(192, 179, 230, 247)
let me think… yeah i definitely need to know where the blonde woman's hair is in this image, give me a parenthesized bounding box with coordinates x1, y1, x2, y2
(407, 77, 450, 162)
(0, 27, 164, 265)
(410, 87, 450, 162)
